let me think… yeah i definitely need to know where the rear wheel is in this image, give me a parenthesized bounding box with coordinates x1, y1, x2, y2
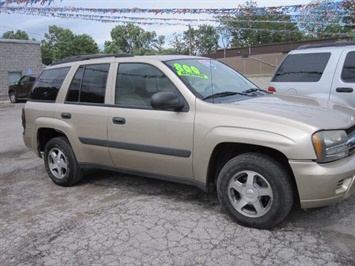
(9, 91, 17, 103)
(44, 137, 82, 186)
(217, 153, 294, 229)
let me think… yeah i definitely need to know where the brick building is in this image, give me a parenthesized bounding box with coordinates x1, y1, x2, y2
(0, 39, 43, 101)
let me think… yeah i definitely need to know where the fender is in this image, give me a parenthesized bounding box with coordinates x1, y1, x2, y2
(192, 126, 316, 184)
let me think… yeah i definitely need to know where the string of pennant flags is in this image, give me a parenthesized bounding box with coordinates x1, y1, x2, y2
(1, 0, 352, 15)
(6, 10, 351, 27)
(0, 6, 310, 15)
(2, 5, 353, 19)
(1, 0, 56, 4)
(0, 0, 353, 32)
(5, 16, 351, 38)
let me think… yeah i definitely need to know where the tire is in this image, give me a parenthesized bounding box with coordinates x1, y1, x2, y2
(44, 137, 82, 186)
(217, 153, 294, 229)
(9, 91, 17, 103)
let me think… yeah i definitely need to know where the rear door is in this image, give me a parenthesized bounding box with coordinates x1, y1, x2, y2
(330, 48, 355, 108)
(55, 63, 114, 167)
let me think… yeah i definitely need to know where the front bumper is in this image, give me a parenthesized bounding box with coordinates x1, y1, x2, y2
(290, 155, 355, 209)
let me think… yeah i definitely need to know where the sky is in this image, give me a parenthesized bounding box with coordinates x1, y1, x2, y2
(0, 0, 314, 49)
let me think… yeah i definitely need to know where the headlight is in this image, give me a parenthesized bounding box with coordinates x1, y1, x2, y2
(312, 130, 348, 163)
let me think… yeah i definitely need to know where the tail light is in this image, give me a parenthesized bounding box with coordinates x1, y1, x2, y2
(21, 107, 26, 133)
(268, 87, 276, 93)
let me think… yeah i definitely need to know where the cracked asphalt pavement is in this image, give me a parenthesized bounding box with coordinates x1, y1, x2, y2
(1, 102, 354, 265)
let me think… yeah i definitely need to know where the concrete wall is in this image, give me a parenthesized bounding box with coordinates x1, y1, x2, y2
(248, 76, 272, 90)
(0, 39, 43, 101)
(219, 53, 285, 76)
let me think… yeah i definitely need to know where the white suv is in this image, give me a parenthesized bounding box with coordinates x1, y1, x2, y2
(268, 42, 355, 108)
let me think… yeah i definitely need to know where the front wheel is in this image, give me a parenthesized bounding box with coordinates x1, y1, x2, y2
(217, 153, 294, 229)
(44, 137, 82, 186)
(9, 91, 17, 103)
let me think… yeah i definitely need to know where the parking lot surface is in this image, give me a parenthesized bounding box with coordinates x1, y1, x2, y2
(1, 102, 354, 265)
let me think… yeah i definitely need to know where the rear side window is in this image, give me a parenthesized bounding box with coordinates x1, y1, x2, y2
(341, 51, 355, 83)
(273, 53, 331, 82)
(66, 64, 110, 104)
(30, 67, 70, 102)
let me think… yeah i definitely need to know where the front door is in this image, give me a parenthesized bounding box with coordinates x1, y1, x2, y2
(17, 75, 30, 97)
(107, 63, 195, 180)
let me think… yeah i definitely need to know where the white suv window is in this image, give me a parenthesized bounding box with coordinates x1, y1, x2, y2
(341, 51, 355, 83)
(272, 53, 331, 82)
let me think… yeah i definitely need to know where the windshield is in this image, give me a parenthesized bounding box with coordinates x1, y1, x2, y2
(165, 58, 260, 101)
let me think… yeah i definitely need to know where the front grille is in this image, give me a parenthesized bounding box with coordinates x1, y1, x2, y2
(346, 125, 355, 156)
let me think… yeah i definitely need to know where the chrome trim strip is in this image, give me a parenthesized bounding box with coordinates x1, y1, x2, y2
(79, 137, 191, 158)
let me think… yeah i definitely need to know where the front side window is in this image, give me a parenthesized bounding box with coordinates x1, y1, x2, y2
(30, 67, 70, 102)
(66, 64, 110, 104)
(19, 76, 30, 85)
(115, 63, 177, 107)
(272, 53, 331, 82)
(341, 51, 355, 83)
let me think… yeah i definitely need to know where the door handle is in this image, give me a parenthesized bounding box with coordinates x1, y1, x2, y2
(61, 113, 71, 119)
(336, 87, 353, 93)
(112, 117, 126, 125)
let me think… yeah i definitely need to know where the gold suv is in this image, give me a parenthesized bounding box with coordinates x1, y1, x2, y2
(22, 54, 355, 229)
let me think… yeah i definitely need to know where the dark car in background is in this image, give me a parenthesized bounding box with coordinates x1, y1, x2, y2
(8, 74, 37, 103)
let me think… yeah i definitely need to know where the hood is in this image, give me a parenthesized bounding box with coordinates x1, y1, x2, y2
(224, 94, 355, 130)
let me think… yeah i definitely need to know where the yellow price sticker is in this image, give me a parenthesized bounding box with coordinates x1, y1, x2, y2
(174, 63, 208, 79)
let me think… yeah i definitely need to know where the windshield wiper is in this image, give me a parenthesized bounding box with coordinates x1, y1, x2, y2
(203, 91, 247, 100)
(275, 71, 322, 76)
(242, 88, 269, 94)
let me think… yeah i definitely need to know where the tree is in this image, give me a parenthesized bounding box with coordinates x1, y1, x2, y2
(169, 33, 189, 55)
(184, 26, 199, 55)
(103, 23, 165, 55)
(218, 0, 305, 47)
(41, 25, 99, 65)
(72, 34, 100, 55)
(154, 35, 166, 54)
(297, 0, 353, 39)
(217, 25, 233, 50)
(342, 0, 355, 38)
(1, 30, 30, 40)
(194, 24, 219, 55)
(169, 24, 219, 56)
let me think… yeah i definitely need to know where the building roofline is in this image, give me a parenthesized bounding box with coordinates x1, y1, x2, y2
(0, 39, 40, 45)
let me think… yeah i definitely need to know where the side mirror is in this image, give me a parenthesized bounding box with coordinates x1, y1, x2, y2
(150, 92, 184, 111)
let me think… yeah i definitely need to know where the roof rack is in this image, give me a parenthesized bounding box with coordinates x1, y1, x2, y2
(297, 42, 355, 50)
(50, 53, 134, 66)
